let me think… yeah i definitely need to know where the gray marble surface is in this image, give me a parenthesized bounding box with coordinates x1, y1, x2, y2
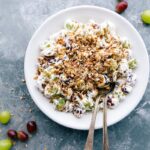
(0, 0, 150, 150)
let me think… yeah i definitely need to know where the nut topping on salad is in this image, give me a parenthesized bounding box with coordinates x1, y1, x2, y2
(35, 20, 137, 118)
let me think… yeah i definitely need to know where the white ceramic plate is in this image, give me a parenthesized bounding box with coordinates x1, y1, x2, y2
(24, 5, 149, 130)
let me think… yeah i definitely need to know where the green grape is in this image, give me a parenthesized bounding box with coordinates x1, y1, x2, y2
(128, 59, 137, 69)
(84, 102, 92, 111)
(141, 10, 150, 24)
(56, 98, 66, 111)
(66, 23, 73, 30)
(0, 139, 12, 150)
(0, 111, 11, 124)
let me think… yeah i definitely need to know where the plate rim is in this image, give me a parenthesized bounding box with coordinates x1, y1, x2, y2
(24, 5, 149, 130)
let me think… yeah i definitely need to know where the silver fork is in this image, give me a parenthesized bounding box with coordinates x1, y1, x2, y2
(84, 82, 115, 150)
(84, 97, 100, 150)
(103, 96, 109, 150)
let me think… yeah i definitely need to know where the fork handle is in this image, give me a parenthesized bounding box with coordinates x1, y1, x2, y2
(84, 99, 100, 150)
(103, 99, 109, 150)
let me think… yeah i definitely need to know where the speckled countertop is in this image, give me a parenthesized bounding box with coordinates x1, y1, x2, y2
(0, 0, 150, 150)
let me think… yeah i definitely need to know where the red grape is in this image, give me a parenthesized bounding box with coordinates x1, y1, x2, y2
(17, 131, 28, 142)
(116, 1, 128, 14)
(27, 121, 37, 133)
(7, 129, 17, 139)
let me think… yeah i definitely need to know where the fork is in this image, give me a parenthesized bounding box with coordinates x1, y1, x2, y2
(84, 82, 115, 150)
